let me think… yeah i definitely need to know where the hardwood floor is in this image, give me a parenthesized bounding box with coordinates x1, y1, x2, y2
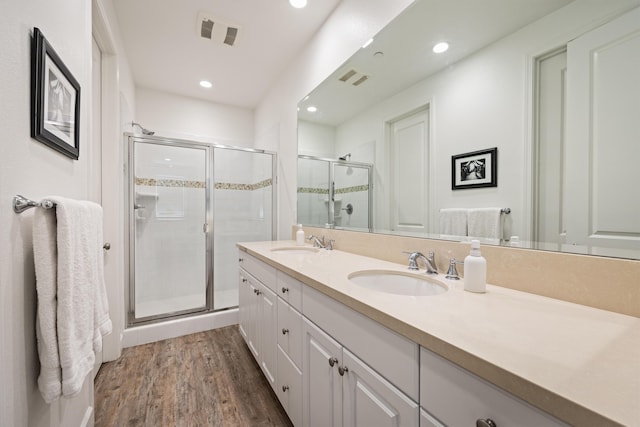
(94, 325, 293, 427)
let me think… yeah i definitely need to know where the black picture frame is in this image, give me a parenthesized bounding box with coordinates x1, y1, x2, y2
(451, 147, 497, 190)
(31, 27, 80, 160)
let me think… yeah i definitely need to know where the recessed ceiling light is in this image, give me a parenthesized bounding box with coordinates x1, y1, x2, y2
(307, 106, 317, 113)
(289, 0, 307, 8)
(362, 38, 374, 49)
(199, 80, 213, 88)
(433, 42, 449, 53)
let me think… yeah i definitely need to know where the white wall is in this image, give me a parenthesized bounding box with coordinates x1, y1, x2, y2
(254, 0, 414, 239)
(135, 87, 254, 146)
(0, 0, 135, 424)
(0, 0, 93, 425)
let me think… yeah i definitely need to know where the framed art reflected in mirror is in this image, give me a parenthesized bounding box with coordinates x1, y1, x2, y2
(31, 27, 80, 160)
(452, 147, 497, 190)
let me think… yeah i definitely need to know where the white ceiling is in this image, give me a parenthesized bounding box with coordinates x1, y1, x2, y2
(113, 0, 342, 109)
(297, 0, 573, 126)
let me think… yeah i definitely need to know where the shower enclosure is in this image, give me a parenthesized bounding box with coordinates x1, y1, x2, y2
(128, 135, 276, 325)
(297, 155, 372, 231)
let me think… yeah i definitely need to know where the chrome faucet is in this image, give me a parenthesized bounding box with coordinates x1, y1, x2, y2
(405, 251, 438, 274)
(308, 235, 325, 248)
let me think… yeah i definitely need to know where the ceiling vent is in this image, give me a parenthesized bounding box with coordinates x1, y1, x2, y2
(338, 69, 369, 86)
(197, 12, 241, 47)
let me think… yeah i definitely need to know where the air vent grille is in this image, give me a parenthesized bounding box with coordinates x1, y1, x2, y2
(338, 69, 369, 86)
(197, 12, 241, 47)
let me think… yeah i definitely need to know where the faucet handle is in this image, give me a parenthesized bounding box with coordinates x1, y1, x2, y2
(445, 258, 463, 280)
(402, 251, 423, 270)
(326, 239, 335, 250)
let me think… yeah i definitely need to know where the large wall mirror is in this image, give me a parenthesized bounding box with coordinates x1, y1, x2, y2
(297, 0, 640, 260)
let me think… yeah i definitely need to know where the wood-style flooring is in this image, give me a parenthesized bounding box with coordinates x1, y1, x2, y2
(94, 325, 293, 427)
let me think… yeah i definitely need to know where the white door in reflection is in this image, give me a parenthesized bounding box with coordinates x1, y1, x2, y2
(389, 108, 430, 234)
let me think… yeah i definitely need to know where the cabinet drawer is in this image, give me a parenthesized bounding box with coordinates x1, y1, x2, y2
(277, 346, 302, 427)
(303, 286, 419, 401)
(277, 297, 302, 368)
(277, 271, 302, 311)
(420, 347, 567, 427)
(238, 251, 277, 292)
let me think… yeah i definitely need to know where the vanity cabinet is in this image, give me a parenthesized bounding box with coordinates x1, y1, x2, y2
(238, 255, 277, 391)
(302, 318, 419, 427)
(420, 347, 567, 427)
(275, 271, 304, 425)
(239, 248, 567, 427)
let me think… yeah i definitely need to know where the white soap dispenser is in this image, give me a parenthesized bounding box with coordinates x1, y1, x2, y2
(296, 224, 305, 246)
(464, 239, 487, 293)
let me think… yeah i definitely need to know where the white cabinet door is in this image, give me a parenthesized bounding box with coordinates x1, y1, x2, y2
(258, 282, 277, 390)
(240, 272, 261, 360)
(303, 318, 342, 427)
(277, 345, 303, 427)
(342, 349, 419, 427)
(238, 269, 251, 342)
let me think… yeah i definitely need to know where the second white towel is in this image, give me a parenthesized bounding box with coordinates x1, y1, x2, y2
(467, 207, 503, 240)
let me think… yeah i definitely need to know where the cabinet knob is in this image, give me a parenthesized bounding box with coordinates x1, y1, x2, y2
(239, 258, 244, 262)
(256, 290, 262, 295)
(282, 328, 289, 335)
(328, 357, 338, 367)
(338, 366, 349, 376)
(242, 278, 247, 283)
(282, 385, 290, 392)
(103, 242, 111, 250)
(281, 287, 289, 293)
(476, 419, 497, 427)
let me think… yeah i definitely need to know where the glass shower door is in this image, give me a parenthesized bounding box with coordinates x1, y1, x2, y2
(297, 156, 331, 227)
(213, 147, 275, 310)
(130, 139, 210, 322)
(333, 163, 372, 231)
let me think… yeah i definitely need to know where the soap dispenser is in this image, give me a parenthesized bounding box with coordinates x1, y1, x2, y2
(296, 224, 305, 246)
(464, 240, 487, 293)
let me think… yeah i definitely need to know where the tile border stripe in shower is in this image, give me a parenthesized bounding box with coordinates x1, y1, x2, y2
(135, 177, 273, 191)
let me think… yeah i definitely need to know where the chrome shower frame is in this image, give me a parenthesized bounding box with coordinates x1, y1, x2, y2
(125, 133, 277, 326)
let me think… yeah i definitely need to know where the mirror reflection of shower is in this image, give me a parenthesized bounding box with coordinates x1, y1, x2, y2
(297, 155, 372, 231)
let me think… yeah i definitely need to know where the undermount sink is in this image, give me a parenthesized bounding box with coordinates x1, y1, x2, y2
(270, 246, 320, 254)
(348, 270, 447, 296)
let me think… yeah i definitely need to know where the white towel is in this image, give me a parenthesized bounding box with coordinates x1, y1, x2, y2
(467, 207, 503, 240)
(33, 197, 112, 402)
(439, 208, 468, 236)
(33, 206, 62, 403)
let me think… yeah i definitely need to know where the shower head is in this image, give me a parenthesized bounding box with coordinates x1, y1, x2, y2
(131, 121, 155, 136)
(338, 153, 351, 161)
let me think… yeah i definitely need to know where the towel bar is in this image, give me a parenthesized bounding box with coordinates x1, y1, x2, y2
(13, 195, 55, 214)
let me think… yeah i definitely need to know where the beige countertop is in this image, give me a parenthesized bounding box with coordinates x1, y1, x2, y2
(238, 240, 640, 427)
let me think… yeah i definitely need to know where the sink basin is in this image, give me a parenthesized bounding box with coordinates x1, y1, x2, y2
(270, 246, 320, 255)
(348, 270, 447, 296)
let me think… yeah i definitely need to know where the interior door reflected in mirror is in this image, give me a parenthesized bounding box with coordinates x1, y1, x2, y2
(296, 0, 640, 260)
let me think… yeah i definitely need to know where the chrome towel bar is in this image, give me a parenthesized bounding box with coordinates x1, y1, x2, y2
(13, 195, 55, 214)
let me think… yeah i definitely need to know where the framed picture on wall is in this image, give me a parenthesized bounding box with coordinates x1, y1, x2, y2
(451, 147, 497, 190)
(31, 27, 80, 160)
